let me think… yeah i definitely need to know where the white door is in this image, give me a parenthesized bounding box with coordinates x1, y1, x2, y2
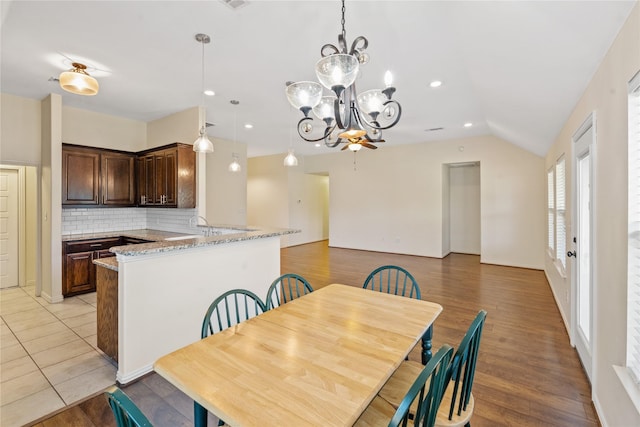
(0, 168, 19, 288)
(571, 117, 594, 381)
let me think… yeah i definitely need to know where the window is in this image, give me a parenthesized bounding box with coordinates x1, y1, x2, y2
(556, 157, 566, 271)
(627, 70, 640, 385)
(548, 168, 555, 254)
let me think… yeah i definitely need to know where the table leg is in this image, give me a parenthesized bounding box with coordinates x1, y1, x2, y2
(421, 325, 433, 365)
(194, 402, 208, 427)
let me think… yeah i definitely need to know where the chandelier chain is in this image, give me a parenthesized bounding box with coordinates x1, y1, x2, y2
(340, 0, 346, 43)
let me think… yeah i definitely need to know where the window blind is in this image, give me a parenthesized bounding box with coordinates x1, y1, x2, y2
(548, 168, 555, 254)
(556, 157, 566, 270)
(627, 70, 640, 384)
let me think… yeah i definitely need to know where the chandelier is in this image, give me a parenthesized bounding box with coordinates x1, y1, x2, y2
(285, 0, 401, 151)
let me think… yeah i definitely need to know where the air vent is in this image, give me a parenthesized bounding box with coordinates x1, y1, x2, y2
(220, 0, 247, 10)
(206, 122, 215, 128)
(425, 127, 444, 132)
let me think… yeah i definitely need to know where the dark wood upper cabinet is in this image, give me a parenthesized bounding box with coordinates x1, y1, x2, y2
(62, 146, 100, 205)
(63, 144, 135, 207)
(136, 143, 195, 208)
(102, 152, 135, 206)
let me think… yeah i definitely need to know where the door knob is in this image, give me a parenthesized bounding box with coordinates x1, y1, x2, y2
(567, 251, 577, 258)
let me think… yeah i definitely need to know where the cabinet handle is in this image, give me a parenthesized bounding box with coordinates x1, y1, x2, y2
(90, 244, 102, 248)
(103, 194, 106, 204)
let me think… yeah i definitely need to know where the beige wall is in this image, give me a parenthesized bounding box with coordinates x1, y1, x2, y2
(62, 107, 147, 152)
(304, 135, 545, 269)
(0, 93, 41, 164)
(147, 106, 199, 149)
(545, 3, 640, 425)
(206, 137, 247, 225)
(247, 154, 329, 247)
(40, 94, 62, 302)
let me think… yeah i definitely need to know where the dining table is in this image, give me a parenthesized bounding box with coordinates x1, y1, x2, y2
(153, 283, 442, 427)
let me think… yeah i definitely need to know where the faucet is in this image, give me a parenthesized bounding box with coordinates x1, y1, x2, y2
(189, 215, 213, 237)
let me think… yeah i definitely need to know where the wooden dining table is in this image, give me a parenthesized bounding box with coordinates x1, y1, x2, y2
(154, 284, 442, 427)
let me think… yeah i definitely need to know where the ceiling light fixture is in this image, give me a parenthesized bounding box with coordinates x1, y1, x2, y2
(284, 108, 299, 167)
(59, 62, 99, 96)
(429, 80, 442, 88)
(193, 33, 214, 153)
(285, 0, 401, 151)
(229, 100, 241, 172)
(464, 122, 473, 128)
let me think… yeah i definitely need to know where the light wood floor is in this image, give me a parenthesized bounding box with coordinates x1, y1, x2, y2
(32, 241, 598, 426)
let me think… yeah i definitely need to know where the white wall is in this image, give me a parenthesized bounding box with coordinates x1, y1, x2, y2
(305, 135, 545, 269)
(62, 107, 147, 152)
(449, 164, 481, 255)
(544, 3, 640, 425)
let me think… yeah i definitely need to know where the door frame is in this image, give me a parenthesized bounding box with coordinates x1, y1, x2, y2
(570, 112, 597, 383)
(0, 165, 25, 287)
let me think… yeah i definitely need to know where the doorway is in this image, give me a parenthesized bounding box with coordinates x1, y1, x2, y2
(0, 164, 39, 290)
(445, 162, 481, 256)
(571, 114, 595, 382)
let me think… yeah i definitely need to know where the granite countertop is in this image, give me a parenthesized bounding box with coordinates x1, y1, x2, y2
(109, 226, 299, 256)
(93, 257, 118, 271)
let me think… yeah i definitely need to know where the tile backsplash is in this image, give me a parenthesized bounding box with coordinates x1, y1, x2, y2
(62, 207, 199, 235)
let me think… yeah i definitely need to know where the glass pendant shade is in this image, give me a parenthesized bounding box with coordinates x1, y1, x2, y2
(348, 143, 362, 152)
(59, 63, 99, 96)
(193, 127, 214, 153)
(285, 81, 323, 110)
(357, 89, 386, 116)
(315, 54, 359, 90)
(312, 96, 337, 121)
(283, 149, 299, 167)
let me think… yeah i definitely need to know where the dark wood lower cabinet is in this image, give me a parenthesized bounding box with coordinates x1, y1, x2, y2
(96, 265, 118, 362)
(63, 251, 95, 295)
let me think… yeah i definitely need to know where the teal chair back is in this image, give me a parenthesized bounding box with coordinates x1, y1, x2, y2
(444, 310, 487, 422)
(390, 345, 454, 427)
(105, 386, 152, 427)
(363, 265, 421, 299)
(201, 288, 267, 338)
(265, 273, 313, 309)
(363, 265, 432, 364)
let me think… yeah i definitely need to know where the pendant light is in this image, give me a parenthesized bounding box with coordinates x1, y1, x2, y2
(284, 107, 299, 167)
(228, 100, 241, 172)
(193, 33, 214, 153)
(59, 62, 99, 96)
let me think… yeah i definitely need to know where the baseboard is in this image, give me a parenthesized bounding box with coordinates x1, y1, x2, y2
(593, 393, 608, 427)
(544, 270, 571, 337)
(116, 363, 153, 385)
(26, 279, 36, 287)
(39, 290, 63, 304)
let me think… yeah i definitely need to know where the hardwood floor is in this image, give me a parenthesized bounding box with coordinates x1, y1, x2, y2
(31, 241, 598, 426)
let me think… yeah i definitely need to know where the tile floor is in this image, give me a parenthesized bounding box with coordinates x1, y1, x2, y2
(0, 286, 116, 427)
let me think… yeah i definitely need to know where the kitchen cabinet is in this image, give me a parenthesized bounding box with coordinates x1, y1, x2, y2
(136, 143, 195, 208)
(96, 264, 118, 362)
(62, 237, 121, 296)
(62, 144, 135, 207)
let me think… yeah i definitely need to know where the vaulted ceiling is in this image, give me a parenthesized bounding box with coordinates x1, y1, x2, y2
(1, 0, 636, 157)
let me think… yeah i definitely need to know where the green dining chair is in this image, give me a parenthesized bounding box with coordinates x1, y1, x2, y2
(363, 265, 433, 364)
(354, 345, 454, 427)
(378, 310, 487, 427)
(105, 386, 153, 427)
(197, 289, 267, 426)
(265, 273, 314, 309)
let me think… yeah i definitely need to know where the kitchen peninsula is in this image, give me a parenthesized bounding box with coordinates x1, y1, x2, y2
(90, 226, 298, 384)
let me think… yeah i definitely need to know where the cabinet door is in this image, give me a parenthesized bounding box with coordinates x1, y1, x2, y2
(164, 149, 178, 206)
(153, 154, 166, 205)
(136, 156, 155, 206)
(63, 251, 95, 295)
(102, 153, 135, 206)
(62, 147, 100, 205)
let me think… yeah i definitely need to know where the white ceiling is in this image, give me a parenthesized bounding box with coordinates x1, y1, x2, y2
(1, 0, 636, 158)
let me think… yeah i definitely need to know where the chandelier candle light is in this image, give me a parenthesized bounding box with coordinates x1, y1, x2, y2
(193, 33, 214, 153)
(285, 0, 401, 152)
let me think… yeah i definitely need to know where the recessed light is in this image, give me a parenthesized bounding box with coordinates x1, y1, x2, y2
(315, 143, 321, 148)
(204, 90, 215, 96)
(464, 122, 473, 128)
(244, 124, 253, 129)
(429, 80, 442, 88)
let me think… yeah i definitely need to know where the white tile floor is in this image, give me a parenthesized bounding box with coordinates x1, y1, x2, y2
(0, 286, 116, 427)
